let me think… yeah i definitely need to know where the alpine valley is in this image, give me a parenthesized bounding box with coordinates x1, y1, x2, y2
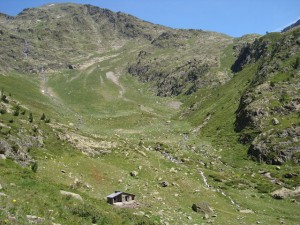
(0, 3, 299, 225)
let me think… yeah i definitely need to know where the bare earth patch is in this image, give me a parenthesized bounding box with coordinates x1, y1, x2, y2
(167, 101, 183, 109)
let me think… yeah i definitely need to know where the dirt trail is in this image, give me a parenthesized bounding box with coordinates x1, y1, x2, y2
(78, 54, 119, 70)
(106, 71, 126, 98)
(67, 54, 119, 84)
(40, 73, 57, 98)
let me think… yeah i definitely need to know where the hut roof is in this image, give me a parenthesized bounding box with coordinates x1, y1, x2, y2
(107, 191, 123, 198)
(106, 191, 135, 198)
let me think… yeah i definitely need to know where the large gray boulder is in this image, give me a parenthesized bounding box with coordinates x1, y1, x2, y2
(271, 187, 300, 199)
(192, 202, 214, 216)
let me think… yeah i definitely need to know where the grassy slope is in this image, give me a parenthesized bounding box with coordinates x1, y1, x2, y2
(1, 41, 300, 225)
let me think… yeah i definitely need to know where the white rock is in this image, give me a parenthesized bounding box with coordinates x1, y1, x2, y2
(60, 190, 83, 201)
(272, 118, 279, 125)
(239, 209, 254, 214)
(130, 171, 138, 177)
(26, 215, 45, 223)
(0, 192, 7, 197)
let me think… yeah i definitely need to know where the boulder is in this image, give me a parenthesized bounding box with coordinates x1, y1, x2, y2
(272, 118, 279, 125)
(160, 181, 169, 187)
(239, 209, 254, 214)
(169, 167, 178, 173)
(130, 171, 138, 177)
(60, 190, 83, 201)
(192, 202, 214, 216)
(271, 187, 300, 199)
(68, 64, 75, 69)
(0, 140, 11, 154)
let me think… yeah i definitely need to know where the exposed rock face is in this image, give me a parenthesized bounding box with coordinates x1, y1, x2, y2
(231, 39, 267, 73)
(128, 30, 233, 96)
(248, 126, 300, 165)
(0, 135, 38, 167)
(129, 56, 213, 96)
(52, 123, 115, 157)
(233, 27, 300, 164)
(271, 187, 300, 199)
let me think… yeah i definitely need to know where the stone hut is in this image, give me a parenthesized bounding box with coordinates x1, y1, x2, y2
(107, 191, 135, 205)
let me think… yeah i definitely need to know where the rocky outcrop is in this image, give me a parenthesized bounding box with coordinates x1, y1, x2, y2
(52, 123, 115, 156)
(0, 133, 39, 167)
(233, 27, 300, 164)
(231, 39, 267, 73)
(128, 53, 228, 96)
(271, 187, 300, 199)
(248, 126, 300, 165)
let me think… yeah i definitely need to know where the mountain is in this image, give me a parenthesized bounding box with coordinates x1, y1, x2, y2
(0, 3, 234, 96)
(282, 19, 300, 32)
(0, 3, 300, 225)
(0, 3, 169, 73)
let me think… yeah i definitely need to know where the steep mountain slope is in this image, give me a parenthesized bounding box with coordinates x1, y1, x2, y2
(282, 19, 300, 32)
(128, 30, 233, 96)
(233, 28, 300, 165)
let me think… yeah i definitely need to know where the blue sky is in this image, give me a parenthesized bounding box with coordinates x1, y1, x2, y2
(0, 0, 299, 37)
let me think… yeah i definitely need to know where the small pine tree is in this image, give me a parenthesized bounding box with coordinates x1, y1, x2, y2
(40, 113, 46, 120)
(0, 107, 5, 114)
(1, 94, 8, 103)
(31, 161, 38, 173)
(294, 57, 300, 69)
(29, 112, 33, 123)
(13, 105, 20, 116)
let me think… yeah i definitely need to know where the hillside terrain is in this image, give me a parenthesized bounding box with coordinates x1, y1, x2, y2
(0, 3, 299, 225)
